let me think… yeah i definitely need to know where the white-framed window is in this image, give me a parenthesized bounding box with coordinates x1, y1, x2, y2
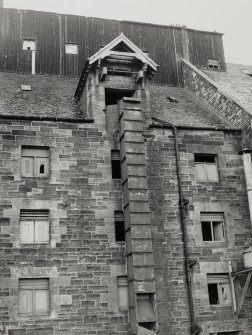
(208, 58, 220, 70)
(19, 278, 49, 315)
(65, 43, 78, 55)
(194, 154, 219, 182)
(201, 213, 225, 242)
(207, 274, 232, 306)
(117, 276, 128, 310)
(114, 211, 125, 242)
(20, 210, 49, 244)
(21, 146, 49, 178)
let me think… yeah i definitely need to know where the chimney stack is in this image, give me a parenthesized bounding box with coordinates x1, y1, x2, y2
(0, 0, 4, 7)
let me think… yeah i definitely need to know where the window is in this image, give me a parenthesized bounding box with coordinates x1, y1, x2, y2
(201, 213, 225, 242)
(194, 154, 218, 182)
(65, 43, 78, 55)
(23, 39, 36, 51)
(117, 276, 128, 310)
(207, 274, 232, 306)
(111, 150, 121, 179)
(208, 58, 220, 70)
(19, 279, 49, 315)
(114, 211, 125, 242)
(20, 84, 32, 91)
(166, 96, 179, 103)
(20, 210, 49, 243)
(21, 147, 49, 178)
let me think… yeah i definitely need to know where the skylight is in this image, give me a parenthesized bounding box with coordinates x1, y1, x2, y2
(166, 96, 179, 103)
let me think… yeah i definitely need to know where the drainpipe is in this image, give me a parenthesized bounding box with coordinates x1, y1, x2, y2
(173, 126, 198, 335)
(240, 149, 252, 227)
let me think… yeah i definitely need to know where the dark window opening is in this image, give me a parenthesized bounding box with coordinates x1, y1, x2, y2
(111, 150, 121, 179)
(201, 221, 212, 241)
(166, 96, 179, 103)
(105, 88, 134, 106)
(195, 154, 216, 163)
(138, 323, 156, 331)
(40, 164, 45, 174)
(208, 283, 219, 304)
(201, 213, 225, 242)
(115, 211, 125, 242)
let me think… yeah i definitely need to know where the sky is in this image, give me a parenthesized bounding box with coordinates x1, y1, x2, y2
(4, 0, 252, 65)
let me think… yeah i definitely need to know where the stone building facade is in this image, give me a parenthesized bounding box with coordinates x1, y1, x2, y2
(1, 8, 252, 335)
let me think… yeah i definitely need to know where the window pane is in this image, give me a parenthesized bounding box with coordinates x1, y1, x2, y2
(206, 164, 219, 181)
(208, 283, 219, 304)
(195, 164, 207, 181)
(19, 290, 33, 314)
(35, 220, 49, 243)
(219, 283, 232, 305)
(213, 222, 224, 241)
(20, 221, 34, 243)
(201, 221, 212, 241)
(35, 290, 49, 313)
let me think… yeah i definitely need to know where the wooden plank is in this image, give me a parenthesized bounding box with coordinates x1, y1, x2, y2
(235, 271, 252, 318)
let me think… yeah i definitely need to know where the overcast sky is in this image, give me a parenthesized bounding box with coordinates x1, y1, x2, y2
(4, 0, 252, 65)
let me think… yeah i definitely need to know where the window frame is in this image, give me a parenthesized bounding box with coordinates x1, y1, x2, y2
(20, 210, 49, 244)
(194, 153, 219, 182)
(19, 278, 49, 316)
(207, 274, 232, 306)
(201, 213, 225, 242)
(21, 146, 49, 178)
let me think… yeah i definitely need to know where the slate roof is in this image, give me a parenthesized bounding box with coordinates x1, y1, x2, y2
(149, 85, 236, 128)
(0, 71, 87, 119)
(0, 71, 237, 128)
(204, 63, 252, 111)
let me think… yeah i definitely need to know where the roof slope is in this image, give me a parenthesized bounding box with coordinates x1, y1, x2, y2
(204, 63, 252, 111)
(150, 85, 236, 128)
(0, 72, 87, 118)
(0, 71, 238, 128)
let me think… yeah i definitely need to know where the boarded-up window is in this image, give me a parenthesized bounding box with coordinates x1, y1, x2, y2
(65, 43, 78, 55)
(20, 210, 49, 243)
(21, 147, 49, 177)
(195, 154, 218, 182)
(114, 211, 125, 242)
(207, 274, 232, 306)
(23, 39, 36, 51)
(137, 294, 156, 322)
(19, 279, 49, 315)
(111, 150, 121, 179)
(117, 276, 128, 310)
(201, 213, 225, 241)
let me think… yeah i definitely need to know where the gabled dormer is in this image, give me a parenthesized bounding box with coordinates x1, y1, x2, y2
(75, 33, 158, 100)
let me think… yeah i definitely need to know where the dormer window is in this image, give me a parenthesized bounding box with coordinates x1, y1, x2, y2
(208, 58, 220, 70)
